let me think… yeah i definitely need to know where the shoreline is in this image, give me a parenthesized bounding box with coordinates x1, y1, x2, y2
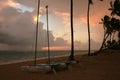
(0, 50, 90, 66)
(0, 50, 120, 80)
(0, 53, 86, 66)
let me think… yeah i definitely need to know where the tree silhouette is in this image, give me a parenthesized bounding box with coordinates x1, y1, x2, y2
(87, 0, 93, 56)
(87, 0, 103, 56)
(109, 0, 120, 16)
(100, 15, 116, 50)
(109, 0, 120, 49)
(69, 0, 75, 61)
(100, 14, 120, 50)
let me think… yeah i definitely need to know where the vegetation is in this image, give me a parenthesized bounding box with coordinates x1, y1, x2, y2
(100, 0, 120, 50)
(87, 0, 103, 56)
(69, 0, 75, 61)
(87, 0, 93, 56)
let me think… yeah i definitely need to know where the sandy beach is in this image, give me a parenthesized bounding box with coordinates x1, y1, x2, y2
(0, 50, 120, 80)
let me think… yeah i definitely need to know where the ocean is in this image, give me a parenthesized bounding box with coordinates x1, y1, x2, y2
(0, 50, 94, 65)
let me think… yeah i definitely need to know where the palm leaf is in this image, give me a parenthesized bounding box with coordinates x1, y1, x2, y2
(89, 0, 93, 4)
(108, 8, 113, 11)
(111, 11, 115, 16)
(101, 18, 104, 21)
(110, 1, 113, 8)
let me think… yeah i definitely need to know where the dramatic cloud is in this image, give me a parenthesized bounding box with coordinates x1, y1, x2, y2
(0, 31, 17, 45)
(13, 0, 37, 8)
(0, 0, 70, 51)
(0, 0, 114, 51)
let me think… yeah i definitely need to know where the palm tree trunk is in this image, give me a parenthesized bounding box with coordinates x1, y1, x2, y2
(100, 33, 109, 50)
(99, 30, 106, 51)
(69, 0, 74, 61)
(87, 1, 91, 56)
(34, 0, 40, 66)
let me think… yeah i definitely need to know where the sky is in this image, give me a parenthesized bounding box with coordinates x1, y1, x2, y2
(0, 0, 114, 51)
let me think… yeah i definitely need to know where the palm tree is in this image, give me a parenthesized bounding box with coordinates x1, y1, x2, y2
(87, 0, 103, 55)
(100, 15, 115, 50)
(113, 0, 120, 16)
(109, 0, 120, 16)
(100, 15, 110, 50)
(87, 0, 93, 56)
(109, 0, 120, 48)
(69, 0, 74, 61)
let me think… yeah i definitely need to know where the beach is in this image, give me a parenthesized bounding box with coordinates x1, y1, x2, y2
(0, 50, 120, 80)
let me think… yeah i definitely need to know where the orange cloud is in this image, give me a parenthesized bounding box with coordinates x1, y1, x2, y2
(0, 0, 20, 11)
(8, 0, 20, 8)
(42, 46, 70, 51)
(53, 10, 70, 26)
(0, 0, 9, 10)
(78, 12, 106, 27)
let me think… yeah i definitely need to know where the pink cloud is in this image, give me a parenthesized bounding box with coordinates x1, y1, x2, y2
(0, 0, 23, 12)
(53, 10, 70, 26)
(42, 46, 70, 51)
(79, 14, 101, 28)
(0, 0, 9, 10)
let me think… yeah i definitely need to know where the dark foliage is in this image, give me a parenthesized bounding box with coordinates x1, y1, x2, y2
(100, 0, 120, 50)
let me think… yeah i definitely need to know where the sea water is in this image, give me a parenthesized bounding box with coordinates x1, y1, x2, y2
(0, 50, 93, 65)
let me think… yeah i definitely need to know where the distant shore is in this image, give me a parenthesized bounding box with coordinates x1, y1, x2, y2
(0, 49, 120, 80)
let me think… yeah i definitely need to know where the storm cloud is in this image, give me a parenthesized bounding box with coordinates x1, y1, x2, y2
(0, 0, 107, 51)
(0, 1, 70, 51)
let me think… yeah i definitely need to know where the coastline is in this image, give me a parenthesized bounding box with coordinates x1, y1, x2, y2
(0, 50, 90, 65)
(0, 54, 81, 66)
(0, 50, 120, 80)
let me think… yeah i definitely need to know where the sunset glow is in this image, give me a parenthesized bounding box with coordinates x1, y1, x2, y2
(8, 0, 20, 8)
(0, 0, 114, 51)
(42, 46, 70, 51)
(33, 14, 41, 22)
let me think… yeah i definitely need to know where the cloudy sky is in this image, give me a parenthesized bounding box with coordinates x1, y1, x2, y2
(0, 0, 113, 51)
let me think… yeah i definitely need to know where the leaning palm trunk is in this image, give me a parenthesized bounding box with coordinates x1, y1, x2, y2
(100, 30, 106, 50)
(100, 33, 110, 50)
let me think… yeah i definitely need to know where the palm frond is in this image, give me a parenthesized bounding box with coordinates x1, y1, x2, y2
(111, 11, 115, 16)
(99, 22, 103, 24)
(110, 1, 113, 8)
(89, 0, 93, 4)
(101, 19, 104, 21)
(108, 8, 113, 10)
